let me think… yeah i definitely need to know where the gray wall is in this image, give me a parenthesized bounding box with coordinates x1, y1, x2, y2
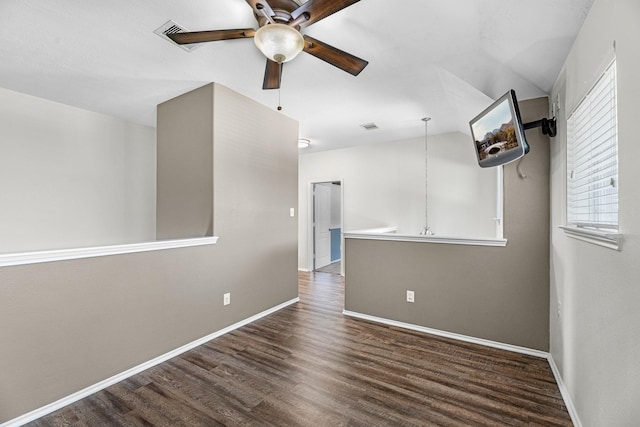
(0, 87, 156, 253)
(157, 84, 214, 239)
(549, 0, 640, 425)
(298, 132, 498, 270)
(0, 83, 299, 423)
(345, 97, 550, 351)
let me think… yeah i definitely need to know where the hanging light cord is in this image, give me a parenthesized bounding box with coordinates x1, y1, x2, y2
(420, 117, 433, 235)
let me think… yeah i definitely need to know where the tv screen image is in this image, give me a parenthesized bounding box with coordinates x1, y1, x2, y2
(469, 90, 529, 167)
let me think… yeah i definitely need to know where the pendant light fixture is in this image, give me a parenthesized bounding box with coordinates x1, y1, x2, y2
(419, 117, 434, 236)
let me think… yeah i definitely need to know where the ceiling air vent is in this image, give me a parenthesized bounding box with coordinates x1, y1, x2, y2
(154, 20, 201, 52)
(360, 122, 379, 131)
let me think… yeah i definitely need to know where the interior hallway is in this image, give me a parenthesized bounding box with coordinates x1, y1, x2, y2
(314, 261, 341, 275)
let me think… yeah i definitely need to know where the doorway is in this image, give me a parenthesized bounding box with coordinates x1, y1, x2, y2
(311, 181, 342, 274)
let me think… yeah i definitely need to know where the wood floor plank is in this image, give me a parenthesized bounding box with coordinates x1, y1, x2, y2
(27, 271, 572, 426)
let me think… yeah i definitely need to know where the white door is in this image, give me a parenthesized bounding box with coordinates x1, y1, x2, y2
(313, 183, 332, 269)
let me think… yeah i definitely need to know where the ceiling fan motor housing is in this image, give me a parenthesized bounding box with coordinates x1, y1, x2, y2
(254, 0, 301, 23)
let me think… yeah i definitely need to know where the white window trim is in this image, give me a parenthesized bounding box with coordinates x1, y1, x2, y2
(560, 225, 621, 251)
(495, 166, 504, 239)
(563, 58, 621, 250)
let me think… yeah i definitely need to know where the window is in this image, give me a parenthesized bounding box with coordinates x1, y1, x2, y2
(565, 60, 620, 248)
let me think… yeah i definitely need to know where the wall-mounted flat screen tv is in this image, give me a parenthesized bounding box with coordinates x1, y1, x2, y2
(469, 89, 529, 168)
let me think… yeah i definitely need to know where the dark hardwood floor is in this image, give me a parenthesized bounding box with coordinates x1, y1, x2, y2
(28, 272, 572, 426)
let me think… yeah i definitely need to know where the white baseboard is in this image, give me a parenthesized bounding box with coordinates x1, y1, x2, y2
(297, 268, 310, 272)
(1, 297, 299, 427)
(343, 310, 548, 358)
(5, 302, 580, 427)
(343, 310, 583, 426)
(547, 355, 582, 427)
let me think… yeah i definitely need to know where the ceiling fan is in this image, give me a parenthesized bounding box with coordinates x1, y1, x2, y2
(167, 0, 369, 90)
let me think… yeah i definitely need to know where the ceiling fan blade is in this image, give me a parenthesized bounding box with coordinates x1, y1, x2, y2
(291, 0, 361, 27)
(167, 29, 255, 45)
(303, 35, 368, 76)
(263, 59, 282, 90)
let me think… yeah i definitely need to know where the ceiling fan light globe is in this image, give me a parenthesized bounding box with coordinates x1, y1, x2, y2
(254, 23, 304, 63)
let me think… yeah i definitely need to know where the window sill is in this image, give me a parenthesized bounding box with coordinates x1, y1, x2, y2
(559, 225, 622, 251)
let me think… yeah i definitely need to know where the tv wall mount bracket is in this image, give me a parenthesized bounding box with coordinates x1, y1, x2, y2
(523, 117, 557, 137)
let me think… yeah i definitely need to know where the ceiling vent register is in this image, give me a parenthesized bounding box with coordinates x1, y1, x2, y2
(361, 123, 379, 131)
(154, 20, 201, 52)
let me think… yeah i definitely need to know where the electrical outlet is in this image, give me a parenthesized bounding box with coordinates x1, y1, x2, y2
(290, 208, 295, 217)
(223, 292, 231, 306)
(406, 290, 415, 303)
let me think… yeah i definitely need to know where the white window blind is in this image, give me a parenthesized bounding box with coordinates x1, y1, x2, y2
(567, 60, 618, 230)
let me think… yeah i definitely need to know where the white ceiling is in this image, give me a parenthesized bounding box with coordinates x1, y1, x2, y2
(0, 0, 593, 153)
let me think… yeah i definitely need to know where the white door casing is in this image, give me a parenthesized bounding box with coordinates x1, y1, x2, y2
(313, 183, 332, 269)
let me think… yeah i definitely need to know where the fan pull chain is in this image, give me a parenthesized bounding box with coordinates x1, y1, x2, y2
(277, 87, 282, 111)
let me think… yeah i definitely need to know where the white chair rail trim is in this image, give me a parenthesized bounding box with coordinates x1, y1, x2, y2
(0, 237, 219, 267)
(344, 231, 507, 247)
